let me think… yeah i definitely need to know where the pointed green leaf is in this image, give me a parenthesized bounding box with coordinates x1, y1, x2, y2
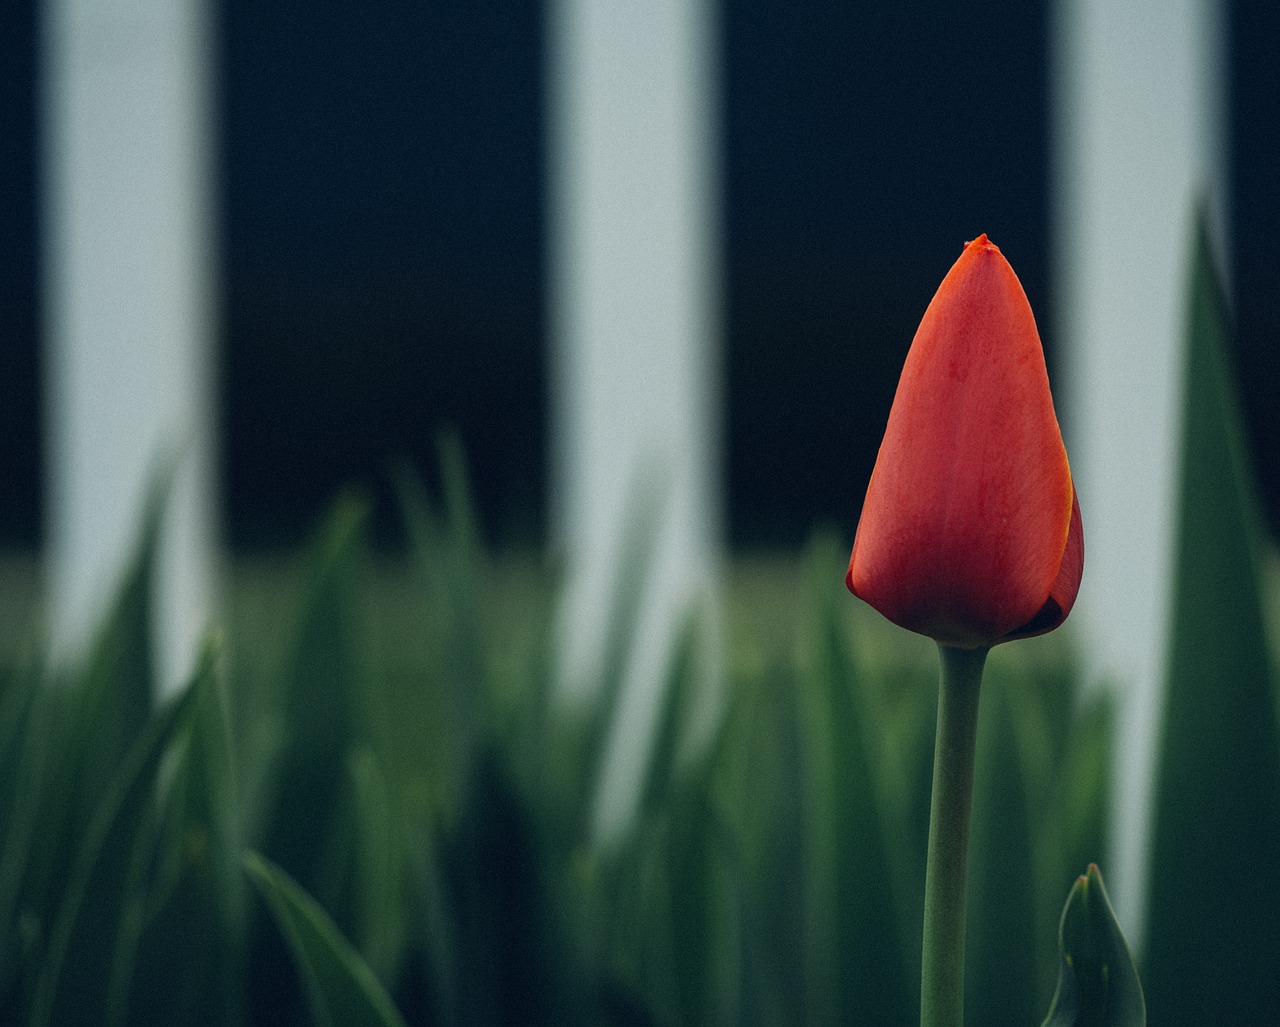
(32, 471, 168, 902)
(635, 610, 705, 823)
(801, 535, 915, 1025)
(242, 497, 375, 1023)
(30, 649, 206, 1027)
(574, 471, 665, 838)
(123, 650, 244, 1026)
(1041, 865, 1145, 1027)
(260, 494, 371, 892)
(391, 456, 485, 806)
(244, 851, 408, 1027)
(66, 458, 175, 771)
(1144, 214, 1280, 1023)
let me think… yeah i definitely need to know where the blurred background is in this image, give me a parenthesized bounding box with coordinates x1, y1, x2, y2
(1, 0, 1276, 557)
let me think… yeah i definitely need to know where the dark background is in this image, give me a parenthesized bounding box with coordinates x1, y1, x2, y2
(1, 0, 1276, 551)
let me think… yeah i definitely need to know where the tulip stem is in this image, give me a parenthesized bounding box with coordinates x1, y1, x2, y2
(921, 643, 988, 1027)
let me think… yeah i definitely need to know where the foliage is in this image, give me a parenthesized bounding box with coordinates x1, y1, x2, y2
(0, 227, 1273, 1024)
(245, 852, 408, 1027)
(1040, 865, 1144, 1027)
(1142, 215, 1280, 1023)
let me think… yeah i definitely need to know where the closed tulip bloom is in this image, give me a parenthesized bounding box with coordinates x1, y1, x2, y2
(846, 234, 1083, 649)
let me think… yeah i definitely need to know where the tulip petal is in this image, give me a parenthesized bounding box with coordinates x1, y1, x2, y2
(1000, 484, 1083, 643)
(847, 235, 1078, 648)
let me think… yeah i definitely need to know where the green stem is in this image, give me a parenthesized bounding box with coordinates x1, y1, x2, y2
(920, 643, 988, 1027)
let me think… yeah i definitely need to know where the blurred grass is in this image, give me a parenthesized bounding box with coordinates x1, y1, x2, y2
(0, 512, 1274, 1027)
(0, 530, 1119, 1027)
(4, 545, 1273, 692)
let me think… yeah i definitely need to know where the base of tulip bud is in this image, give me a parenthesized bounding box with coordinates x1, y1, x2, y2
(920, 643, 989, 1027)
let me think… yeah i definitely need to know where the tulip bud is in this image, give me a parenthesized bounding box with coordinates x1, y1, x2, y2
(846, 235, 1083, 648)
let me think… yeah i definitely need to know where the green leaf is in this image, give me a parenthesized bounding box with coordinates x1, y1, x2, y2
(1143, 213, 1280, 1023)
(1051, 695, 1113, 913)
(707, 652, 809, 1023)
(28, 472, 168, 924)
(391, 452, 487, 808)
(571, 470, 665, 838)
(123, 650, 245, 1026)
(968, 652, 1114, 1016)
(0, 657, 48, 1001)
(800, 535, 915, 1025)
(64, 458, 175, 778)
(1041, 865, 1145, 1027)
(442, 748, 567, 1024)
(405, 811, 461, 1027)
(243, 497, 375, 1022)
(30, 649, 206, 1027)
(244, 851, 408, 1027)
(259, 494, 371, 892)
(663, 782, 730, 1027)
(964, 670, 1040, 1027)
(635, 610, 705, 824)
(343, 746, 408, 984)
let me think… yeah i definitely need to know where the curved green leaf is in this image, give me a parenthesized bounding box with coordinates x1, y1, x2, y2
(244, 851, 407, 1027)
(1041, 865, 1144, 1027)
(124, 649, 244, 1026)
(31, 648, 208, 1027)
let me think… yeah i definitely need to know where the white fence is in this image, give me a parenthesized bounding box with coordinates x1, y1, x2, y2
(41, 0, 218, 695)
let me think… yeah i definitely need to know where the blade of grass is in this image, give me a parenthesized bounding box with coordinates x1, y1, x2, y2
(30, 471, 167, 920)
(635, 610, 704, 823)
(963, 666, 1039, 1026)
(565, 470, 665, 839)
(664, 782, 726, 1027)
(0, 657, 48, 1000)
(345, 745, 409, 984)
(247, 495, 373, 1023)
(391, 457, 485, 807)
(30, 645, 207, 1027)
(406, 808, 461, 1027)
(1142, 213, 1280, 1022)
(438, 748, 568, 1025)
(244, 851, 408, 1027)
(121, 645, 244, 1026)
(801, 534, 915, 1025)
(719, 656, 809, 1023)
(258, 493, 370, 891)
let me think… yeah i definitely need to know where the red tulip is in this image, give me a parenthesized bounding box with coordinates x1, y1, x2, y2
(846, 234, 1083, 649)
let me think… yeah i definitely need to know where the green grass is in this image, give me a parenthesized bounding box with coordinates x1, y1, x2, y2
(0, 214, 1275, 1027)
(0, 519, 1270, 1027)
